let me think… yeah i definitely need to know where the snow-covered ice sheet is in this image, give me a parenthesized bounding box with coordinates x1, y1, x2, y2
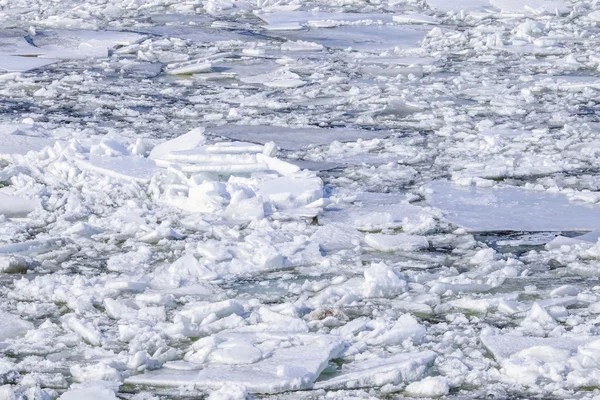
(0, 128, 54, 156)
(427, 181, 600, 231)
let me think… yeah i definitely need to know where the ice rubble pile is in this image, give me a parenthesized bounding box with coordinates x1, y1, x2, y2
(2, 125, 325, 223)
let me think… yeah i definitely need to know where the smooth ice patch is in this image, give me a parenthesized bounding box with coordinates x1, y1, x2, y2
(427, 181, 600, 231)
(481, 335, 588, 361)
(0, 193, 39, 218)
(0, 55, 58, 72)
(0, 128, 54, 156)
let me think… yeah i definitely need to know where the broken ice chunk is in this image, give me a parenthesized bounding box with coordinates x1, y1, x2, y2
(125, 332, 345, 394)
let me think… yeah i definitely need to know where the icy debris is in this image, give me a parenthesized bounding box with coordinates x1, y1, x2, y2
(149, 128, 325, 218)
(28, 30, 146, 59)
(126, 332, 345, 394)
(311, 223, 361, 253)
(62, 314, 103, 346)
(0, 311, 33, 342)
(59, 385, 118, 400)
(365, 233, 429, 252)
(481, 335, 587, 361)
(480, 334, 600, 387)
(427, 181, 600, 231)
(405, 376, 449, 397)
(322, 192, 433, 233)
(254, 10, 395, 29)
(315, 351, 436, 390)
(0, 255, 28, 273)
(363, 263, 407, 298)
(240, 68, 305, 88)
(208, 385, 248, 400)
(165, 60, 212, 75)
(393, 14, 439, 25)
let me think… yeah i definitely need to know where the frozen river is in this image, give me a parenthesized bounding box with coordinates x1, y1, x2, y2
(2, 0, 600, 399)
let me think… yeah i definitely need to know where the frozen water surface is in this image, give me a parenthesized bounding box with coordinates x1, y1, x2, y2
(2, 0, 600, 399)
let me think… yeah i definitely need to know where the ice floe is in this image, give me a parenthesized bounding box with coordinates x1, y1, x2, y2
(427, 181, 600, 231)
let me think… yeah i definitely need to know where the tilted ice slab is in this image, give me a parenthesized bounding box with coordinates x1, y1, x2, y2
(546, 230, 600, 250)
(126, 332, 345, 394)
(427, 181, 600, 232)
(315, 351, 436, 390)
(0, 55, 58, 72)
(206, 125, 393, 151)
(74, 156, 159, 183)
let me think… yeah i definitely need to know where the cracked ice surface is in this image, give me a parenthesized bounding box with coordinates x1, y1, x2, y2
(2, 0, 600, 399)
